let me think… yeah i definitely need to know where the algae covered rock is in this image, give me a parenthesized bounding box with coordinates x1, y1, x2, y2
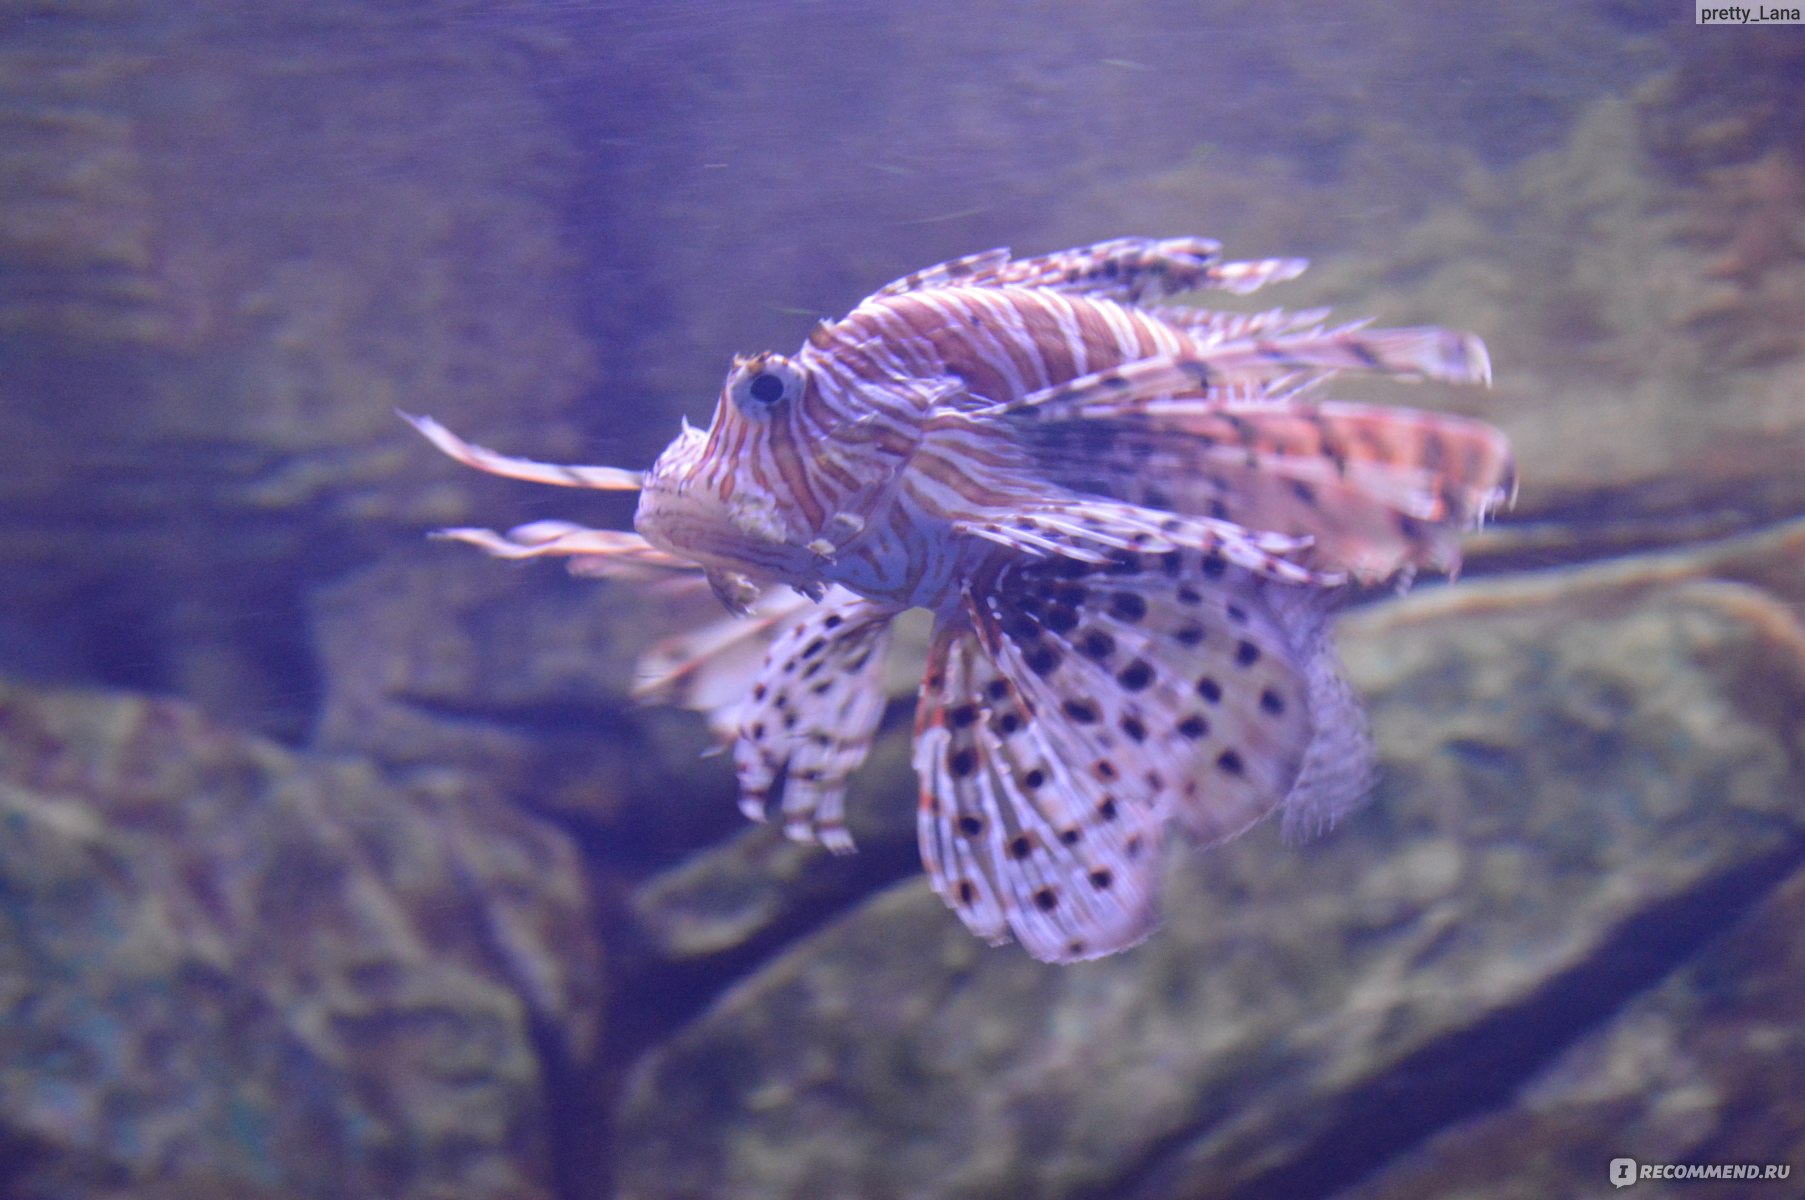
(1335, 857, 1805, 1200)
(0, 679, 600, 1200)
(307, 550, 757, 865)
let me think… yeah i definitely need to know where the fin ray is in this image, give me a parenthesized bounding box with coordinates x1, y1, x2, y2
(733, 594, 898, 852)
(870, 238, 1309, 308)
(402, 412, 644, 490)
(914, 549, 1376, 962)
(915, 616, 1164, 962)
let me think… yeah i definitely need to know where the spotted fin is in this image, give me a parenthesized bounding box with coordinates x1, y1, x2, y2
(1262, 582, 1378, 842)
(1024, 401, 1517, 582)
(972, 237, 1311, 305)
(915, 616, 1165, 962)
(965, 237, 1223, 302)
(914, 550, 1373, 962)
(981, 552, 1373, 848)
(733, 595, 898, 852)
(632, 586, 819, 740)
(873, 248, 1015, 297)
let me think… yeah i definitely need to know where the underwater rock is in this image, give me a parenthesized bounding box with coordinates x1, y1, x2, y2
(1331, 855, 1805, 1200)
(628, 726, 920, 967)
(309, 551, 748, 858)
(611, 522, 1805, 1200)
(0, 679, 599, 1200)
(1317, 525, 1805, 1200)
(1326, 93, 1805, 574)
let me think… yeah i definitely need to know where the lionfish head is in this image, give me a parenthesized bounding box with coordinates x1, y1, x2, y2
(633, 351, 821, 589)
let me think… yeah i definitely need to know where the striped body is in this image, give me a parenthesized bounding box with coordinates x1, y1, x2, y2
(410, 237, 1516, 963)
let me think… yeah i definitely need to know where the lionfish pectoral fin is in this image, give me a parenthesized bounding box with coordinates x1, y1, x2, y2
(632, 587, 820, 741)
(956, 503, 1335, 588)
(917, 548, 1379, 962)
(732, 595, 898, 853)
(1000, 551, 1372, 849)
(956, 519, 1114, 564)
(914, 612, 1165, 963)
(400, 412, 644, 490)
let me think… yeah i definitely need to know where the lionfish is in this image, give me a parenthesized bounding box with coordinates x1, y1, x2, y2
(406, 237, 1514, 963)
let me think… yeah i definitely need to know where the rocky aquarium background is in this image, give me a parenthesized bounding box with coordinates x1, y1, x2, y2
(3, 2, 1804, 1198)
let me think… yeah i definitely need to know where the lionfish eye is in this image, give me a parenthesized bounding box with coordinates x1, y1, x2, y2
(728, 354, 804, 417)
(748, 373, 785, 404)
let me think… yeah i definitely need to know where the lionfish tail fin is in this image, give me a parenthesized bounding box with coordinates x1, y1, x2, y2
(1265, 586, 1378, 843)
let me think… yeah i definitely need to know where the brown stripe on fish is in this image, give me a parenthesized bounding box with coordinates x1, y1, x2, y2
(1008, 292, 1084, 387)
(950, 290, 1053, 397)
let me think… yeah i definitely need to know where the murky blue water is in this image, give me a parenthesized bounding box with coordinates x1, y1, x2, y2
(1, 4, 1801, 1198)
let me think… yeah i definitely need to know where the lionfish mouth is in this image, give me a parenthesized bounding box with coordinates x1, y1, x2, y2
(632, 500, 800, 582)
